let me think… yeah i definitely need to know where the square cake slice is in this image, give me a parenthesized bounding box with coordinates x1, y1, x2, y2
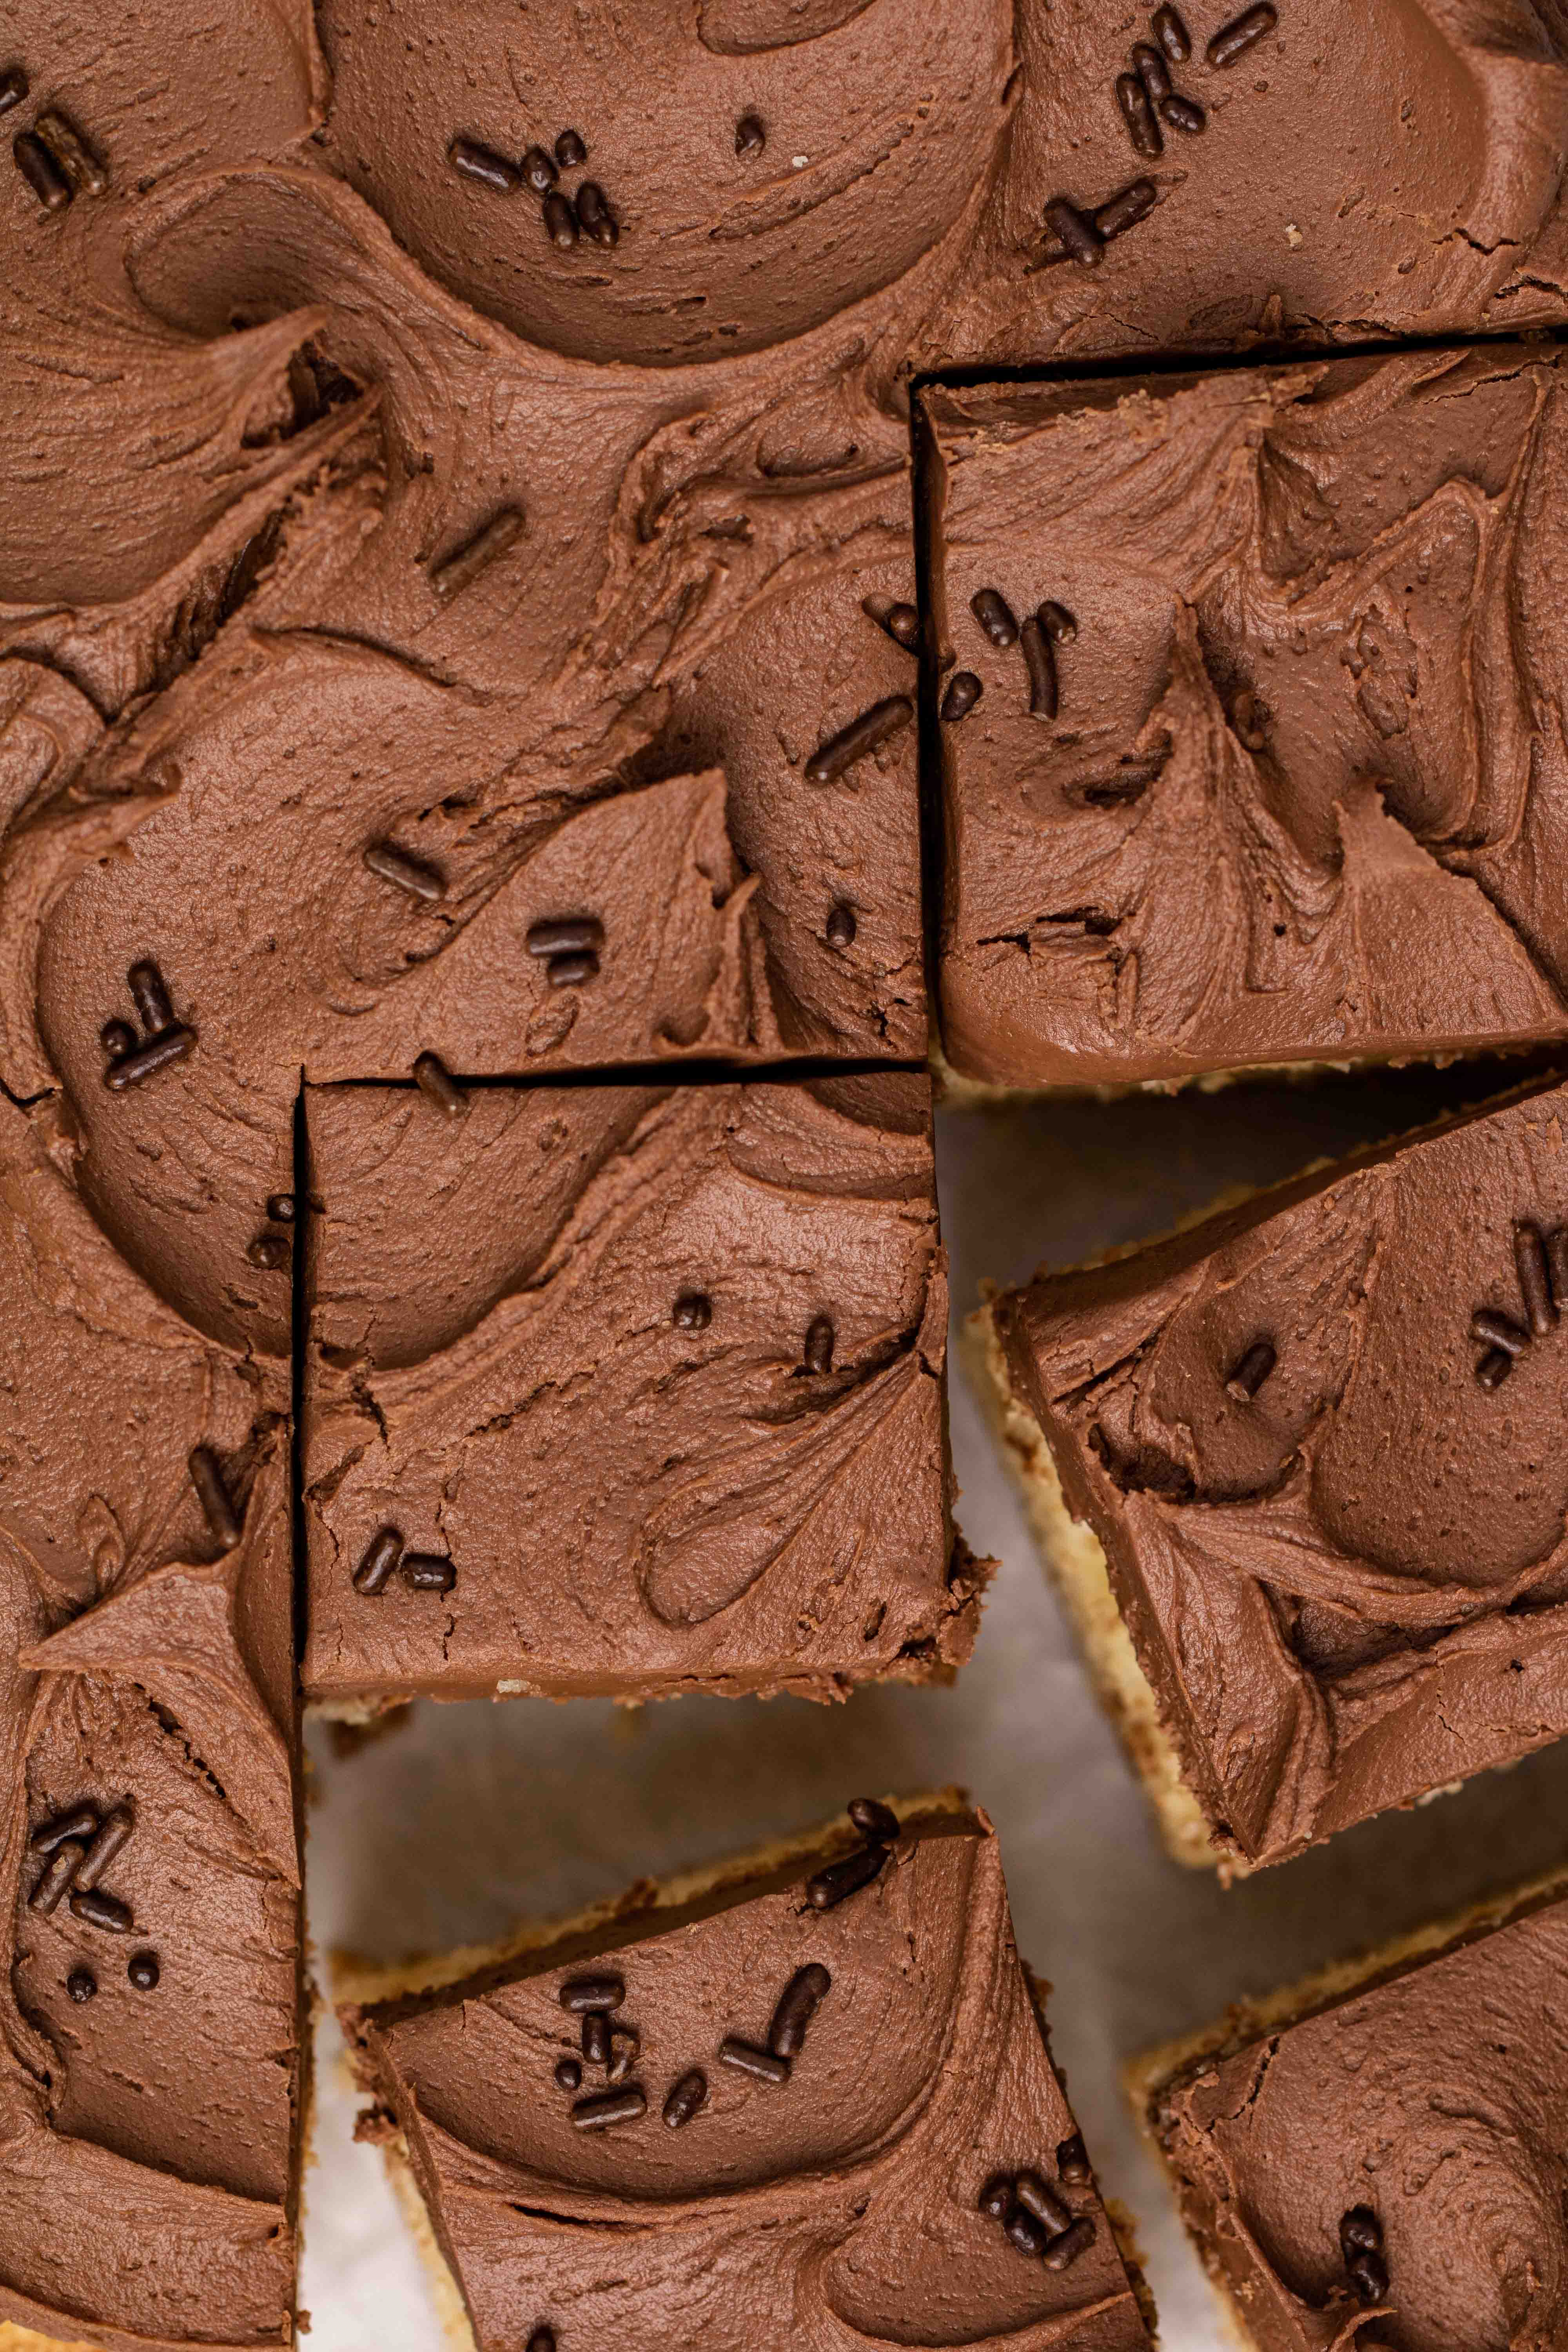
(301, 1073, 985, 1709)
(923, 342, 1568, 1092)
(339, 1796, 1154, 2352)
(976, 1072, 1568, 1872)
(1131, 1864, 1568, 2352)
(0, 1093, 303, 2352)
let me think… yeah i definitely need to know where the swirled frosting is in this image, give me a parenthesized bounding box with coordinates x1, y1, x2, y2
(345, 1806, 1152, 2351)
(931, 344, 1568, 1088)
(1148, 1882, 1568, 2351)
(302, 1073, 981, 1706)
(993, 1074, 1568, 1868)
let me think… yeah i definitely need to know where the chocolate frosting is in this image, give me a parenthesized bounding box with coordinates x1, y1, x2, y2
(932, 345, 1568, 1087)
(303, 1073, 980, 1704)
(994, 1075, 1568, 1867)
(347, 1809, 1151, 2351)
(0, 1095, 300, 2351)
(1151, 1887, 1568, 2351)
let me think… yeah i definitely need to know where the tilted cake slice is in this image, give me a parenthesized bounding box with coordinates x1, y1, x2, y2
(974, 1073, 1568, 1871)
(1131, 1864, 1568, 2351)
(339, 1796, 1155, 2352)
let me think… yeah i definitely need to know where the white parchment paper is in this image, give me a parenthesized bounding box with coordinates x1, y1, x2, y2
(300, 1065, 1568, 2348)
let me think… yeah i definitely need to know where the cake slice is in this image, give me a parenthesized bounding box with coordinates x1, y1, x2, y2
(338, 1795, 1155, 2352)
(301, 1071, 986, 1710)
(923, 342, 1568, 1093)
(974, 1071, 1568, 1872)
(1131, 1863, 1568, 2352)
(0, 1092, 304, 2352)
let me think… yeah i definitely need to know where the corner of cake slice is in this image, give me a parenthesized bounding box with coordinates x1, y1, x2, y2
(337, 1795, 1155, 2352)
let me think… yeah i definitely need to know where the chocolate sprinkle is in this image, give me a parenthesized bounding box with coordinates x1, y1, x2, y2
(1044, 194, 1106, 269)
(1039, 601, 1078, 644)
(554, 2056, 582, 2091)
(582, 2010, 611, 2068)
(825, 902, 857, 950)
(75, 1806, 132, 1892)
(31, 1805, 98, 1855)
(1471, 1307, 1528, 1357)
(1095, 179, 1158, 239)
(413, 1051, 468, 1121)
(805, 1841, 888, 1911)
(941, 671, 983, 723)
(978, 2172, 1014, 2220)
(1348, 2251, 1389, 2305)
(1016, 2171, 1072, 2234)
(1115, 72, 1163, 158)
(607, 2027, 641, 2084)
(1056, 2133, 1092, 2184)
(555, 129, 587, 167)
(1549, 1225, 1568, 1309)
(735, 114, 766, 156)
(803, 1314, 835, 1374)
(768, 1963, 831, 2058)
(128, 1951, 160, 1991)
(673, 1290, 713, 1331)
(70, 1886, 133, 1934)
(575, 181, 618, 247)
(1160, 93, 1207, 133)
(543, 191, 579, 250)
(1020, 615, 1058, 719)
(103, 1026, 195, 1091)
(1476, 1347, 1515, 1391)
(100, 1018, 136, 1059)
(67, 1966, 96, 2004)
(189, 1446, 242, 1550)
(36, 109, 107, 197)
(403, 1552, 456, 1593)
(971, 588, 1018, 648)
(662, 2068, 708, 2129)
(560, 1972, 625, 2013)
(546, 948, 599, 988)
(527, 916, 604, 958)
(15, 130, 71, 211)
(448, 136, 521, 193)
(1153, 4, 1191, 62)
(29, 1841, 86, 1915)
(129, 960, 174, 1033)
(247, 1233, 291, 1272)
(570, 2085, 645, 2131)
(1005, 2205, 1051, 2259)
(1132, 42, 1172, 102)
(430, 507, 524, 603)
(1339, 2207, 1382, 2258)
(1226, 1339, 1276, 1401)
(1043, 2216, 1097, 2271)
(0, 66, 27, 116)
(847, 1796, 900, 1842)
(864, 597, 921, 650)
(521, 145, 558, 194)
(1207, 3, 1278, 67)
(353, 1526, 404, 1597)
(804, 695, 914, 784)
(719, 2036, 790, 2086)
(363, 841, 446, 902)
(266, 1192, 296, 1223)
(1515, 1222, 1557, 1334)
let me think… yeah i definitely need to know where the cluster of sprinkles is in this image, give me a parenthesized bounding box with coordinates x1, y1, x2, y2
(527, 914, 603, 990)
(1339, 2205, 1388, 2305)
(5, 67, 107, 215)
(978, 2134, 1098, 2272)
(352, 1524, 457, 1597)
(1040, 3, 1280, 270)
(449, 123, 618, 254)
(247, 1190, 295, 1276)
(100, 959, 195, 1091)
(1472, 1219, 1568, 1390)
(29, 1802, 159, 1996)
(945, 587, 1076, 726)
